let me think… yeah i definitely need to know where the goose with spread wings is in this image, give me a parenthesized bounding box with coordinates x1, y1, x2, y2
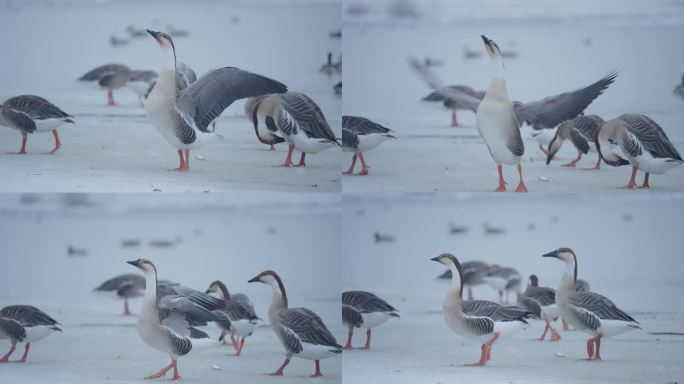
(144, 30, 287, 172)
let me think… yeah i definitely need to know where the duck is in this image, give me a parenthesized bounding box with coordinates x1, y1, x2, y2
(244, 96, 285, 150)
(252, 92, 339, 167)
(476, 36, 527, 192)
(546, 115, 605, 169)
(144, 30, 287, 172)
(342, 116, 395, 175)
(126, 259, 225, 380)
(430, 253, 531, 366)
(341, 291, 399, 349)
(78, 63, 133, 106)
(0, 305, 61, 363)
(543, 248, 640, 360)
(248, 270, 341, 377)
(0, 95, 74, 155)
(205, 280, 260, 356)
(518, 274, 561, 341)
(595, 114, 683, 189)
(94, 273, 145, 316)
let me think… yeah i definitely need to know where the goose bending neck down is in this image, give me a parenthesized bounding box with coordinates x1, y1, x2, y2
(248, 270, 341, 377)
(476, 35, 527, 192)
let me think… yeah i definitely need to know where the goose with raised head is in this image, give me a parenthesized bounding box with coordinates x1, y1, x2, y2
(126, 259, 225, 380)
(253, 92, 339, 167)
(94, 273, 145, 316)
(430, 253, 531, 366)
(342, 116, 395, 176)
(0, 95, 74, 155)
(546, 115, 605, 169)
(244, 96, 285, 150)
(0, 305, 61, 363)
(341, 290, 399, 349)
(205, 280, 260, 356)
(543, 248, 640, 360)
(248, 270, 341, 377)
(477, 35, 527, 192)
(78, 63, 133, 106)
(596, 114, 683, 189)
(518, 274, 561, 341)
(144, 30, 287, 172)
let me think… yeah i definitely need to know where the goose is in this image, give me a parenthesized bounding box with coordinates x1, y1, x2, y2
(430, 253, 531, 366)
(596, 114, 683, 189)
(248, 270, 341, 377)
(543, 248, 640, 360)
(342, 116, 396, 175)
(0, 95, 74, 155)
(94, 273, 146, 315)
(126, 259, 225, 380)
(477, 36, 527, 192)
(436, 260, 489, 300)
(205, 280, 260, 356)
(518, 274, 561, 341)
(674, 75, 684, 99)
(546, 115, 605, 169)
(341, 291, 399, 349)
(0, 305, 61, 363)
(244, 96, 285, 150)
(78, 63, 133, 106)
(144, 30, 287, 172)
(319, 52, 338, 76)
(253, 92, 339, 167)
(483, 265, 521, 305)
(126, 70, 159, 107)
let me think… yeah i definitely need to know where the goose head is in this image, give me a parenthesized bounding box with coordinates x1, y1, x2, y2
(126, 258, 156, 274)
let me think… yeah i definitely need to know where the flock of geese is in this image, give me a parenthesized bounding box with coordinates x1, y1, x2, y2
(0, 247, 647, 375)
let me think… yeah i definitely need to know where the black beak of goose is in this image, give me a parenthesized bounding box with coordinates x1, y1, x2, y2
(430, 256, 441, 262)
(481, 35, 493, 46)
(247, 275, 260, 283)
(146, 29, 162, 42)
(126, 259, 143, 269)
(542, 249, 559, 259)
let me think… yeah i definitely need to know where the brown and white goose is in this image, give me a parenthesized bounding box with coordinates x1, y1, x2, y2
(248, 270, 341, 377)
(0, 305, 61, 363)
(244, 96, 285, 150)
(94, 273, 145, 316)
(78, 63, 133, 106)
(341, 291, 399, 349)
(205, 280, 260, 356)
(546, 115, 605, 169)
(518, 274, 561, 341)
(543, 248, 640, 360)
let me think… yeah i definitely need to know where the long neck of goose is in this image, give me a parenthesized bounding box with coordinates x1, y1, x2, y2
(144, 269, 158, 305)
(268, 279, 288, 323)
(443, 263, 463, 314)
(161, 46, 176, 72)
(557, 258, 576, 303)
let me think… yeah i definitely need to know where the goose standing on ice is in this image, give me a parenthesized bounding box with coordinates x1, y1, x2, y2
(78, 63, 133, 106)
(205, 280, 260, 356)
(546, 115, 605, 169)
(430, 253, 531, 366)
(144, 30, 287, 172)
(248, 270, 341, 377)
(0, 305, 61, 363)
(518, 274, 561, 341)
(341, 291, 399, 349)
(126, 259, 225, 380)
(543, 248, 640, 360)
(483, 265, 521, 304)
(126, 70, 158, 107)
(94, 273, 145, 316)
(596, 114, 683, 189)
(253, 92, 339, 167)
(244, 96, 285, 150)
(342, 116, 395, 175)
(0, 95, 74, 155)
(476, 36, 527, 192)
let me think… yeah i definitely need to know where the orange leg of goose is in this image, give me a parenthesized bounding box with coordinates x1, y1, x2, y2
(640, 173, 650, 189)
(465, 332, 499, 366)
(267, 358, 290, 376)
(230, 330, 239, 350)
(169, 149, 190, 172)
(49, 130, 62, 154)
(581, 336, 598, 361)
(145, 358, 179, 380)
(562, 153, 582, 167)
(537, 320, 550, 341)
(311, 360, 323, 377)
(361, 329, 372, 350)
(549, 321, 561, 341)
(107, 89, 115, 106)
(17, 343, 30, 363)
(123, 298, 132, 316)
(495, 164, 507, 192)
(269, 144, 276, 151)
(623, 165, 638, 189)
(295, 153, 307, 167)
(343, 329, 354, 349)
(277, 145, 295, 167)
(232, 337, 245, 356)
(585, 156, 601, 170)
(562, 319, 571, 331)
(0, 343, 16, 362)
(13, 135, 28, 154)
(592, 334, 603, 360)
(343, 154, 358, 175)
(357, 153, 369, 176)
(515, 163, 528, 192)
(451, 110, 459, 127)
